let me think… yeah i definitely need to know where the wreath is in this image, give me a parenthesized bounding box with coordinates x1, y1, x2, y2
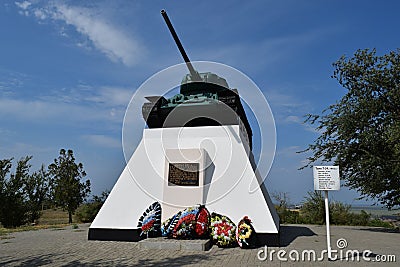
(210, 213, 237, 247)
(236, 216, 257, 248)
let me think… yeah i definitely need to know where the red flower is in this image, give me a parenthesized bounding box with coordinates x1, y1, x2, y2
(141, 220, 154, 232)
(243, 216, 251, 223)
(195, 209, 209, 236)
(173, 214, 196, 232)
(214, 220, 233, 236)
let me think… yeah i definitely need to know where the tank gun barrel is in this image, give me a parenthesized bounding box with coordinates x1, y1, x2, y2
(161, 9, 201, 81)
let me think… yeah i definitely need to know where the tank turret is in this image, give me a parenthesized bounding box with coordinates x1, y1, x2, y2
(142, 10, 253, 149)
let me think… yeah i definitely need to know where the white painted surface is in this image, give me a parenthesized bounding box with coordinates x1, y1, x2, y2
(91, 125, 279, 233)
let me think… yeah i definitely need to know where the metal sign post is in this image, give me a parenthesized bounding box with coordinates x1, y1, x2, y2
(313, 166, 340, 261)
(324, 190, 331, 259)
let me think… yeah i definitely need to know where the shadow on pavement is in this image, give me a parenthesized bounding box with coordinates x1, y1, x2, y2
(1, 255, 137, 267)
(63, 260, 131, 266)
(357, 227, 399, 234)
(0, 254, 54, 267)
(136, 254, 211, 267)
(279, 225, 317, 247)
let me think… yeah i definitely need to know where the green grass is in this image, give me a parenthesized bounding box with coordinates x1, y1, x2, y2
(37, 208, 78, 225)
(0, 224, 70, 238)
(368, 219, 396, 228)
(0, 208, 80, 238)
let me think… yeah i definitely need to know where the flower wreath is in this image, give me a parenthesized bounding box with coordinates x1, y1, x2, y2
(210, 212, 237, 247)
(171, 205, 210, 239)
(236, 216, 257, 248)
(161, 211, 181, 237)
(137, 202, 162, 238)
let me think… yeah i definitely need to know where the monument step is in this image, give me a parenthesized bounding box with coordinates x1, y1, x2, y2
(138, 237, 212, 251)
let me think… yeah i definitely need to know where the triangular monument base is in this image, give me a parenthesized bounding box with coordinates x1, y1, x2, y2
(89, 125, 279, 242)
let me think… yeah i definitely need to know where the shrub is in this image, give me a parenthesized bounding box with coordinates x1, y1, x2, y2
(273, 192, 302, 224)
(75, 190, 109, 223)
(299, 191, 374, 226)
(368, 219, 394, 228)
(75, 202, 103, 223)
(300, 191, 325, 224)
(348, 210, 371, 226)
(330, 201, 351, 225)
(274, 191, 392, 228)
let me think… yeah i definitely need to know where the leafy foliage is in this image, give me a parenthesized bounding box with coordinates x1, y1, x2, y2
(75, 190, 109, 223)
(300, 191, 373, 225)
(48, 149, 91, 223)
(75, 203, 101, 223)
(0, 157, 29, 227)
(0, 158, 13, 226)
(302, 49, 400, 209)
(24, 164, 50, 223)
(0, 149, 91, 227)
(92, 190, 110, 203)
(273, 192, 301, 224)
(300, 191, 326, 224)
(0, 157, 50, 227)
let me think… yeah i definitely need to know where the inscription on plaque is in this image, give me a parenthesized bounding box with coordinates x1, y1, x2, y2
(168, 163, 199, 186)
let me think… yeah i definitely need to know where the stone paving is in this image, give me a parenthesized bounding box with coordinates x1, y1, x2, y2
(0, 223, 398, 266)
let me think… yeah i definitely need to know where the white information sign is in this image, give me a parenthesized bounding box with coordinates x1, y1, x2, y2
(313, 166, 340, 191)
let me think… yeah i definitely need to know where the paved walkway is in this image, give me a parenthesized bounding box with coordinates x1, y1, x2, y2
(0, 224, 398, 266)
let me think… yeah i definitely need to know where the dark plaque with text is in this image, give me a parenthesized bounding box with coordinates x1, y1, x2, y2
(168, 163, 199, 186)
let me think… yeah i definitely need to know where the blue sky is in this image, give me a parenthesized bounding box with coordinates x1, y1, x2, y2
(1, 0, 399, 206)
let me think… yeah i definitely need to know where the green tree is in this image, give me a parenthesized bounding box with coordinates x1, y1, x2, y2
(0, 156, 31, 227)
(302, 49, 400, 209)
(0, 158, 13, 226)
(49, 149, 91, 223)
(24, 164, 50, 223)
(0, 156, 52, 227)
(92, 189, 110, 203)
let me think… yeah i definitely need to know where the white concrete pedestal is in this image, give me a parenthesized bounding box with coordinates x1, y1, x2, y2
(89, 125, 279, 241)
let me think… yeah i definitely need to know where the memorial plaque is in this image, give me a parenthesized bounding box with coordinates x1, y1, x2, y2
(168, 163, 199, 186)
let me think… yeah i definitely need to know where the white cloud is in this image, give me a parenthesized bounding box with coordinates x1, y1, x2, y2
(40, 84, 133, 105)
(0, 142, 54, 167)
(15, 1, 31, 10)
(0, 68, 28, 93)
(266, 89, 308, 123)
(262, 89, 323, 135)
(15, 2, 144, 66)
(0, 84, 137, 129)
(285, 115, 302, 124)
(274, 145, 314, 172)
(0, 97, 118, 124)
(54, 4, 142, 66)
(267, 90, 304, 109)
(33, 9, 46, 20)
(84, 86, 134, 107)
(276, 146, 301, 157)
(82, 134, 121, 149)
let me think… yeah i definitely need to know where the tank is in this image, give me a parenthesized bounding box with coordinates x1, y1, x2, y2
(142, 10, 253, 149)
